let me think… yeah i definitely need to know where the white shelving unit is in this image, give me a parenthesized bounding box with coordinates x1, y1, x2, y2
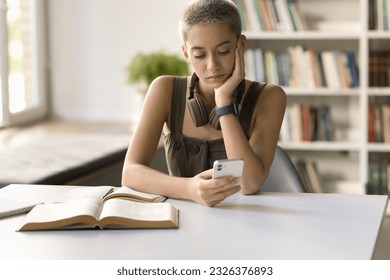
(238, 0, 390, 194)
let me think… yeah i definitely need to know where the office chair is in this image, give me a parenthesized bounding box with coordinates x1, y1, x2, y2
(261, 145, 306, 193)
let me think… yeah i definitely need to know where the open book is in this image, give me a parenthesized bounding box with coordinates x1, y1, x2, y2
(17, 187, 177, 231)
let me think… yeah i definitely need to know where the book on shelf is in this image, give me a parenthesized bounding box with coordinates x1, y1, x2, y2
(244, 46, 359, 89)
(287, 45, 306, 87)
(369, 51, 390, 87)
(305, 161, 324, 193)
(266, 0, 279, 31)
(317, 105, 333, 142)
(306, 49, 322, 88)
(17, 186, 177, 231)
(279, 103, 333, 142)
(316, 53, 327, 87)
(382, 104, 390, 143)
(264, 50, 279, 84)
(321, 51, 342, 89)
(290, 103, 303, 141)
(296, 160, 312, 192)
(234, 0, 306, 32)
(243, 0, 262, 31)
(259, 0, 275, 31)
(295, 160, 324, 193)
(369, 0, 390, 31)
(366, 158, 389, 195)
(302, 105, 311, 142)
(274, 0, 294, 31)
(375, 104, 384, 142)
(368, 105, 376, 143)
(235, 0, 248, 30)
(286, 0, 307, 31)
(369, 0, 376, 30)
(368, 101, 390, 143)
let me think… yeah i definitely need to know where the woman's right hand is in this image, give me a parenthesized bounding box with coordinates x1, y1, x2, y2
(188, 169, 241, 207)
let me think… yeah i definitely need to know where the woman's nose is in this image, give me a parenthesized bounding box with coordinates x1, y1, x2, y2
(206, 54, 220, 71)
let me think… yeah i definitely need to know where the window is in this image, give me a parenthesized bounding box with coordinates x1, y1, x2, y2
(0, 0, 47, 127)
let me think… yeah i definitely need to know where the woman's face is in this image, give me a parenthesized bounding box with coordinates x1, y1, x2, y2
(182, 22, 238, 91)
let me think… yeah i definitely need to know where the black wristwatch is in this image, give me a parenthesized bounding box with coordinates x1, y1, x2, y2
(215, 102, 239, 118)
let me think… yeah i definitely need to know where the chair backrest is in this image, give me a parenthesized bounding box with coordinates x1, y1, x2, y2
(261, 146, 306, 193)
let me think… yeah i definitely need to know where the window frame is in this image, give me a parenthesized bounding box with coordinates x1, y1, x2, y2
(0, 0, 48, 128)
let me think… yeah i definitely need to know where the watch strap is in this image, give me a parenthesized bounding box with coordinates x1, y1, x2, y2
(215, 102, 239, 118)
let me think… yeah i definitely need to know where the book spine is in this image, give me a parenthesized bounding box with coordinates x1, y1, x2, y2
(368, 105, 376, 143)
(374, 104, 384, 142)
(254, 0, 266, 30)
(346, 51, 359, 87)
(368, 158, 390, 195)
(274, 0, 294, 31)
(296, 160, 313, 192)
(382, 104, 390, 143)
(244, 0, 262, 31)
(302, 105, 312, 142)
(369, 0, 376, 30)
(270, 0, 283, 31)
(234, 0, 248, 31)
(245, 48, 256, 81)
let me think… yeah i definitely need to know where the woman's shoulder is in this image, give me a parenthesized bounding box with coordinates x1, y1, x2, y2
(146, 75, 186, 99)
(145, 75, 190, 110)
(246, 80, 284, 94)
(150, 75, 188, 88)
(246, 80, 286, 110)
(252, 81, 286, 100)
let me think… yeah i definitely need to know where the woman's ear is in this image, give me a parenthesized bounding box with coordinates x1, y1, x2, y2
(239, 35, 247, 52)
(182, 44, 191, 64)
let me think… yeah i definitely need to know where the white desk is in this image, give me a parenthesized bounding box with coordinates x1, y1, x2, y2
(0, 184, 388, 260)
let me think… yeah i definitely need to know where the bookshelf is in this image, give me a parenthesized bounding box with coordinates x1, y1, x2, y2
(235, 0, 390, 194)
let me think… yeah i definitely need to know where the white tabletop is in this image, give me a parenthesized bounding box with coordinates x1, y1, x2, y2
(0, 184, 388, 260)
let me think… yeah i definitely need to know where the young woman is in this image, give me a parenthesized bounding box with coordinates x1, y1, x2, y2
(122, 0, 286, 206)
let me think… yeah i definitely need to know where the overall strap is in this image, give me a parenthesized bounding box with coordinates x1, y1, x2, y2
(239, 82, 267, 139)
(171, 76, 188, 132)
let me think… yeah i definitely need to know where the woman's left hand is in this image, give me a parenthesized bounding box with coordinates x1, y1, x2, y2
(214, 36, 246, 107)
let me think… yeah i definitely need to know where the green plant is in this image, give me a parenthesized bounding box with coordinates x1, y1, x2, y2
(126, 51, 189, 91)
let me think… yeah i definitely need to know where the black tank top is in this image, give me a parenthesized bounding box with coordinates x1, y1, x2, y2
(163, 77, 266, 177)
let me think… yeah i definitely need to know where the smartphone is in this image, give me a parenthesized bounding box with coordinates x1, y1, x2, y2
(212, 158, 244, 179)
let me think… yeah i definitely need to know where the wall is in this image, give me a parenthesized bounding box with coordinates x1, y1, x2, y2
(47, 0, 189, 123)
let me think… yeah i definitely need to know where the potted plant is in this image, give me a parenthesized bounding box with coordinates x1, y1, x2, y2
(126, 51, 189, 94)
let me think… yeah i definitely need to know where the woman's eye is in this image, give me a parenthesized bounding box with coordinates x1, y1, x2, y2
(218, 50, 230, 55)
(193, 53, 206, 59)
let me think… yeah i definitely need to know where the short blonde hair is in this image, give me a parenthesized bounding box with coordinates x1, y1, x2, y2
(178, 0, 242, 42)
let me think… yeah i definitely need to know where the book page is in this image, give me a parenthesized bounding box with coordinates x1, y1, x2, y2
(102, 186, 166, 203)
(100, 199, 172, 221)
(98, 199, 178, 228)
(18, 198, 104, 230)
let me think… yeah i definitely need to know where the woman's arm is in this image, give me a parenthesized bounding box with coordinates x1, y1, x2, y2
(215, 38, 287, 194)
(219, 84, 286, 194)
(122, 76, 188, 198)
